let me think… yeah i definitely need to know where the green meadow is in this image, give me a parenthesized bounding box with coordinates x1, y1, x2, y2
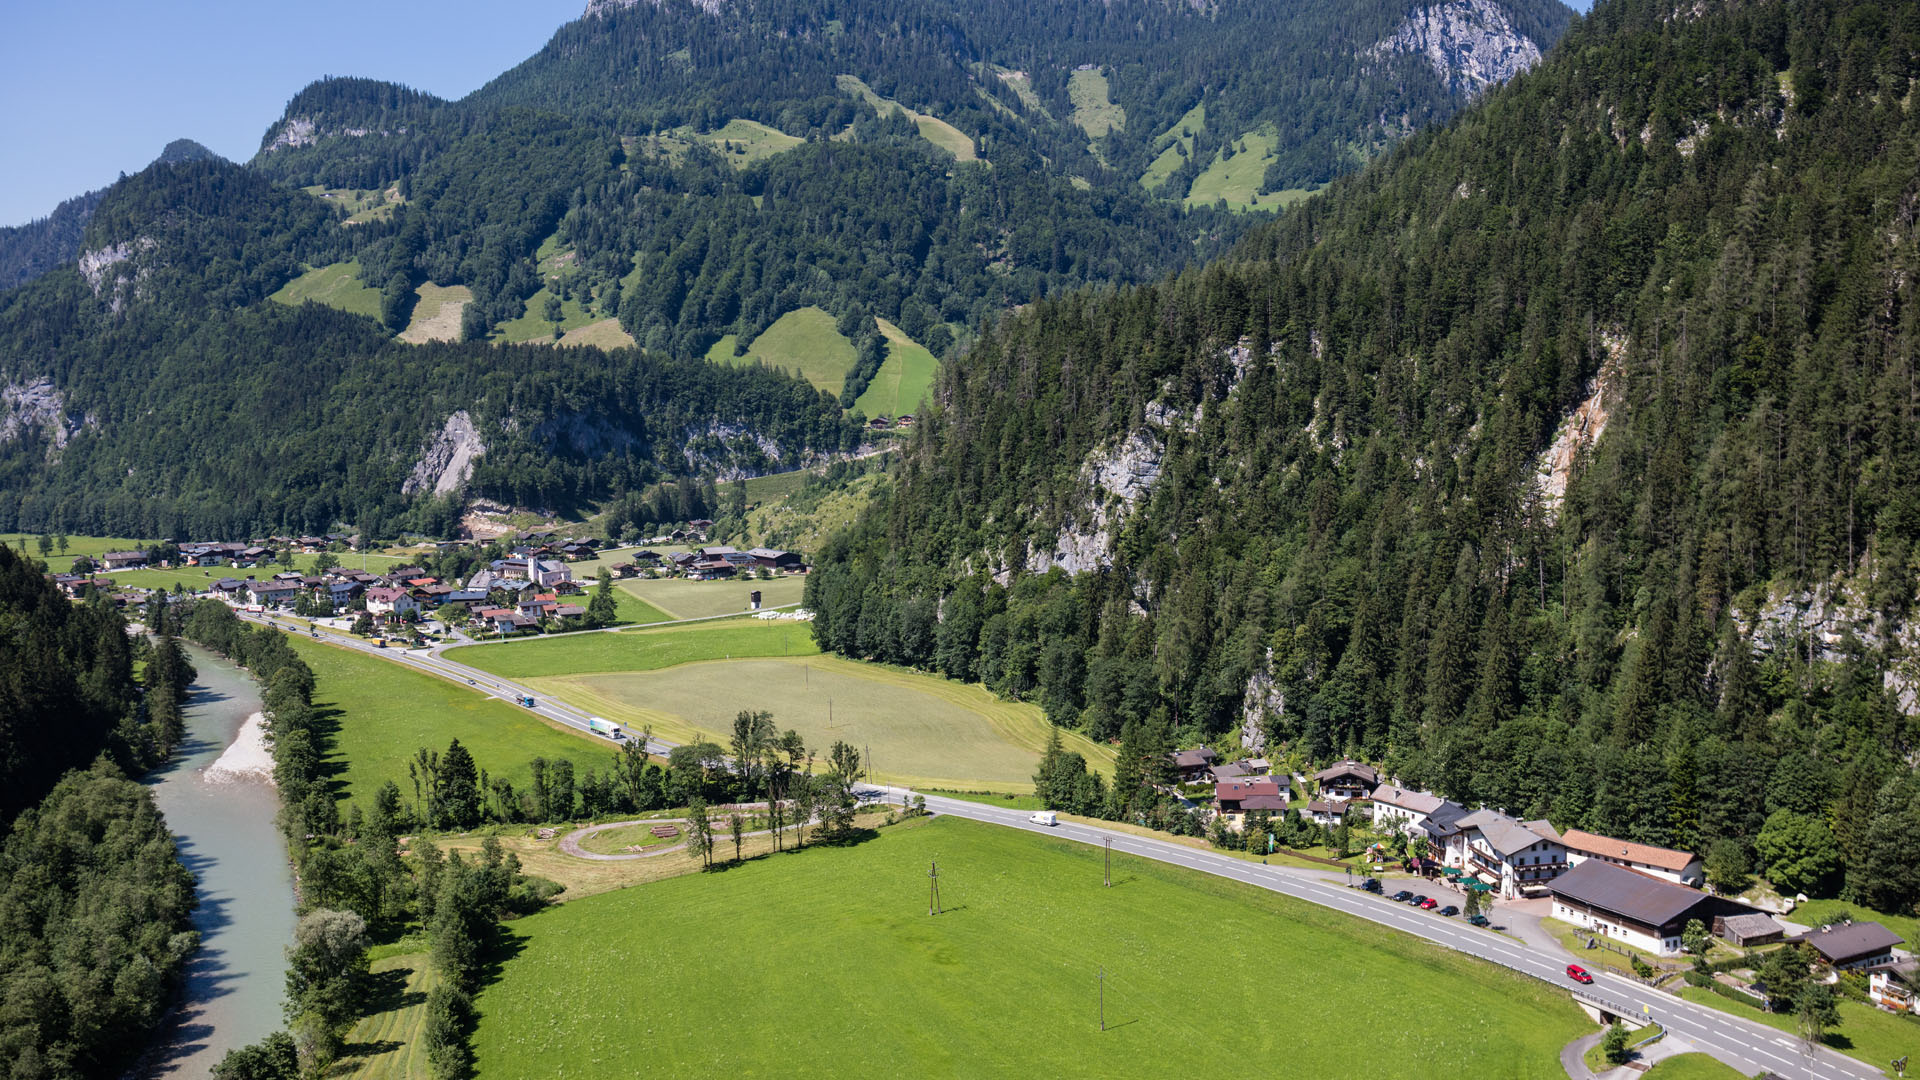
(288, 636, 613, 806)
(470, 815, 1588, 1078)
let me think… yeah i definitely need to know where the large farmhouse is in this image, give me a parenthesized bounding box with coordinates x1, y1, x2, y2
(1548, 859, 1761, 955)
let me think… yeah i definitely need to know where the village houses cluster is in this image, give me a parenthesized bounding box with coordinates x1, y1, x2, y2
(50, 528, 806, 637)
(1170, 743, 1917, 1008)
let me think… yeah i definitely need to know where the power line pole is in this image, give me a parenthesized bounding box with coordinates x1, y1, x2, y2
(1098, 967, 1106, 1032)
(1104, 837, 1112, 887)
(928, 857, 942, 915)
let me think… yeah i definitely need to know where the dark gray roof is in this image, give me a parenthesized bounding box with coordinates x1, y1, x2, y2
(1173, 747, 1219, 768)
(1548, 859, 1716, 927)
(1793, 921, 1904, 963)
(1417, 801, 1470, 837)
(1717, 913, 1784, 938)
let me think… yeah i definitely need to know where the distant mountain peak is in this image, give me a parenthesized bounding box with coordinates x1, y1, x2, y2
(153, 139, 223, 166)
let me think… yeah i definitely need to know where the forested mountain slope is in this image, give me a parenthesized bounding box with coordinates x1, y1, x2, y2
(0, 0, 1570, 538)
(0, 140, 222, 291)
(809, 0, 1920, 904)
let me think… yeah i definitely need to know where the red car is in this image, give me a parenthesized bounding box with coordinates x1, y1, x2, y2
(1566, 964, 1594, 984)
(1418, 897, 1439, 910)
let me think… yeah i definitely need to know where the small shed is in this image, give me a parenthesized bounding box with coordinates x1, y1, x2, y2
(1714, 912, 1786, 947)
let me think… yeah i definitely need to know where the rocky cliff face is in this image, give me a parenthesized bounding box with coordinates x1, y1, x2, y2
(263, 117, 407, 155)
(1367, 0, 1543, 94)
(0, 378, 90, 458)
(1534, 329, 1626, 521)
(1734, 567, 1920, 717)
(402, 411, 487, 497)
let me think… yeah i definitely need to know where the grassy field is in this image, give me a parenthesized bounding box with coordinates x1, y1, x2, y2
(335, 953, 437, 1080)
(93, 549, 422, 593)
(713, 306, 855, 396)
(618, 573, 806, 619)
(445, 618, 819, 679)
(0, 534, 149, 562)
(269, 259, 382, 319)
(398, 284, 471, 344)
(835, 74, 977, 161)
(526, 653, 1115, 791)
(926, 789, 1046, 811)
(744, 468, 887, 552)
(701, 118, 804, 166)
(1067, 68, 1126, 139)
(304, 185, 402, 225)
(1642, 1054, 1745, 1079)
(1791, 899, 1920, 948)
(1183, 128, 1318, 213)
(985, 64, 1049, 117)
(1676, 986, 1917, 1073)
(287, 636, 616, 808)
(492, 286, 598, 343)
(469, 815, 1589, 1078)
(1140, 102, 1205, 192)
(852, 317, 939, 417)
(557, 318, 635, 349)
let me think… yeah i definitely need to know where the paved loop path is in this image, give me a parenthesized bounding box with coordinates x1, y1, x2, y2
(559, 806, 805, 861)
(560, 818, 695, 860)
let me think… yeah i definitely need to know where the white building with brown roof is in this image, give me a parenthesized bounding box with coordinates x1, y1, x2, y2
(1447, 809, 1566, 899)
(1559, 829, 1704, 887)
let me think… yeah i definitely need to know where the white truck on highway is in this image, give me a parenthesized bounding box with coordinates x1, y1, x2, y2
(1029, 810, 1057, 827)
(588, 717, 626, 740)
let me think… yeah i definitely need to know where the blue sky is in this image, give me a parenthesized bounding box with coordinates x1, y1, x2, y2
(0, 0, 583, 225)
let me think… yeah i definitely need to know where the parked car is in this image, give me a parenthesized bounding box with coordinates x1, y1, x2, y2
(1410, 894, 1429, 906)
(1360, 878, 1382, 893)
(1438, 905, 1459, 917)
(1566, 964, 1594, 984)
(1391, 890, 1414, 902)
(1467, 914, 1491, 927)
(1418, 897, 1439, 910)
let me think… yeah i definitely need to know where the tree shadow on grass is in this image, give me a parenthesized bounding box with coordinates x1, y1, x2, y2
(360, 965, 423, 1015)
(477, 924, 531, 993)
(307, 702, 351, 796)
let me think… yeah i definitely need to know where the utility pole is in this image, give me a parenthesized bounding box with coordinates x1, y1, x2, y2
(1104, 837, 1112, 887)
(1098, 967, 1106, 1031)
(928, 857, 942, 915)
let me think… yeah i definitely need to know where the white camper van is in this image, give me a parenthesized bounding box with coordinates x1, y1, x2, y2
(1029, 810, 1058, 827)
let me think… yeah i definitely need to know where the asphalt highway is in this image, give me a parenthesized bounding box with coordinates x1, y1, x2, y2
(238, 611, 1891, 1080)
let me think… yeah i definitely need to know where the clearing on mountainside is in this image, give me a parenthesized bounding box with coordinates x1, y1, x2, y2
(269, 259, 383, 320)
(711, 306, 857, 396)
(397, 283, 471, 343)
(851, 317, 940, 418)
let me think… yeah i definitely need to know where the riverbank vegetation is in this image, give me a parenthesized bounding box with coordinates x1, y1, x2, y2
(0, 546, 205, 1078)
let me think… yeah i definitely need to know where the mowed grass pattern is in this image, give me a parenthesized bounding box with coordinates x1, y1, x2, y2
(527, 654, 1114, 791)
(471, 816, 1588, 1078)
(289, 636, 614, 805)
(337, 954, 437, 1080)
(444, 618, 819, 679)
(852, 317, 939, 417)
